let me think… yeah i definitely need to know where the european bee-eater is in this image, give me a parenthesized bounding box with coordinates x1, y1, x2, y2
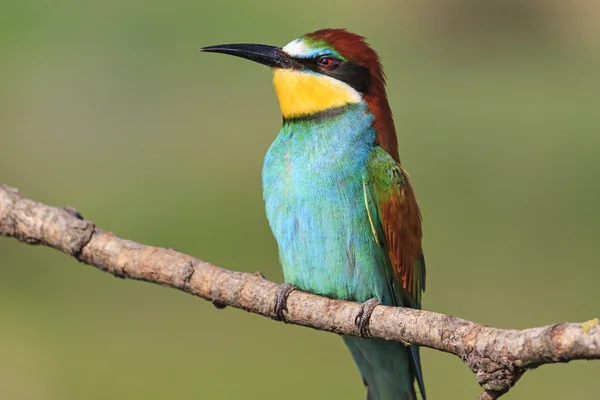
(202, 29, 426, 400)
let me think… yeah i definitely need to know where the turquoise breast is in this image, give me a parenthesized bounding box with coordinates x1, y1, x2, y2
(262, 103, 394, 304)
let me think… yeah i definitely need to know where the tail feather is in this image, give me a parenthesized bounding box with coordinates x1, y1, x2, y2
(409, 345, 426, 399)
(367, 386, 375, 400)
(344, 336, 422, 400)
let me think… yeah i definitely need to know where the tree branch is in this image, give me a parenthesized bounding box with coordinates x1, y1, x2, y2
(1, 184, 598, 398)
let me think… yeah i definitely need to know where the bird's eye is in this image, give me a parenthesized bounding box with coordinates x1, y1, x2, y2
(317, 57, 338, 70)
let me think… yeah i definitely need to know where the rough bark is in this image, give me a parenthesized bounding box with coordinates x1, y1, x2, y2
(1, 184, 598, 398)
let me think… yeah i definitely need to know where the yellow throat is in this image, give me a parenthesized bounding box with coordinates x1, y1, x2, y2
(272, 69, 362, 118)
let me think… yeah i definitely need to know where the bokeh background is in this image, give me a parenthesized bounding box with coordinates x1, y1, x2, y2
(2, 0, 599, 399)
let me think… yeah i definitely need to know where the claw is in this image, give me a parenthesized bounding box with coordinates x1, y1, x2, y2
(354, 297, 380, 338)
(273, 283, 296, 321)
(212, 300, 227, 309)
(62, 206, 84, 220)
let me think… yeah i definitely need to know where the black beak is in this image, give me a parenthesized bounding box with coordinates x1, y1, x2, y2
(200, 43, 295, 69)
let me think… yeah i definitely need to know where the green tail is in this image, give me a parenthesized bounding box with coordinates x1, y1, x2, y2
(344, 336, 423, 400)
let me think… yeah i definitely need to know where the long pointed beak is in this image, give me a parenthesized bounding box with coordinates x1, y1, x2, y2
(200, 43, 294, 69)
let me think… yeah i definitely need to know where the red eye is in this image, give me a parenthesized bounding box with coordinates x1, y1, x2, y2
(317, 57, 337, 70)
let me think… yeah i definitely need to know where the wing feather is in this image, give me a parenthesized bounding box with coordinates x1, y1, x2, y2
(364, 147, 425, 307)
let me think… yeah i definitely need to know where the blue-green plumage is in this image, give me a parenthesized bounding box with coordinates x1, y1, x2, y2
(263, 103, 424, 399)
(263, 104, 394, 304)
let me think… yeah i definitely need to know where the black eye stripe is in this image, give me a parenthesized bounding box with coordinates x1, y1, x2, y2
(290, 56, 371, 94)
(291, 56, 329, 70)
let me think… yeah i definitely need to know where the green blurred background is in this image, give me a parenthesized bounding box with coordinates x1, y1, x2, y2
(1, 0, 599, 398)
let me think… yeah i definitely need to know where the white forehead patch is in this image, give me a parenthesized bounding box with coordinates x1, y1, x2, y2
(282, 39, 308, 57)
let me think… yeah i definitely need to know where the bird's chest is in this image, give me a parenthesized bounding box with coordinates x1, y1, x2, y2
(261, 113, 386, 301)
(263, 109, 375, 204)
(263, 127, 368, 227)
(262, 118, 373, 226)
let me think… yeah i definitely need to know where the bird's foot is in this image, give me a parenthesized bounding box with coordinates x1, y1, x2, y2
(354, 297, 380, 338)
(212, 300, 227, 309)
(273, 283, 296, 321)
(61, 206, 84, 220)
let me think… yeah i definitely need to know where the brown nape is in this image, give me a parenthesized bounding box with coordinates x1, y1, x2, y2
(305, 29, 400, 162)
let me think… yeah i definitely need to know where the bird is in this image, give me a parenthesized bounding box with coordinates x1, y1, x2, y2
(201, 29, 426, 400)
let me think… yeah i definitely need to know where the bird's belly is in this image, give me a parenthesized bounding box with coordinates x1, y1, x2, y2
(263, 170, 392, 304)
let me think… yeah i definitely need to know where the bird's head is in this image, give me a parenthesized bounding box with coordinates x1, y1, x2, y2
(201, 29, 399, 159)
